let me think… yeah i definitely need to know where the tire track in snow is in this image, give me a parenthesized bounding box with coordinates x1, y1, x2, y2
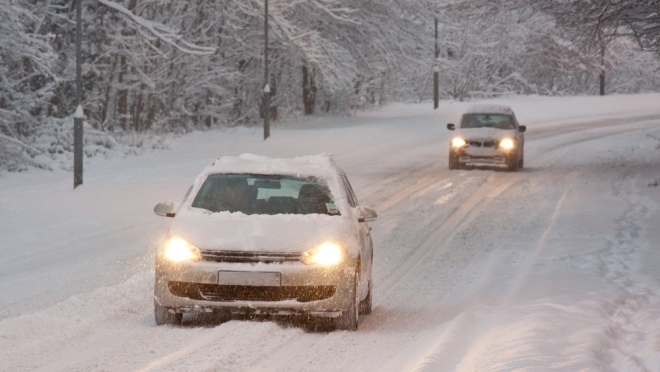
(398, 171, 584, 372)
(398, 122, 660, 371)
(375, 173, 519, 302)
(135, 322, 245, 372)
(245, 333, 323, 372)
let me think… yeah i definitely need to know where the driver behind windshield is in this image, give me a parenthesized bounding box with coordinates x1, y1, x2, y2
(460, 114, 515, 129)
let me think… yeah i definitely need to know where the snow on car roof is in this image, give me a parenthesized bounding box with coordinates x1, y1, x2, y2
(464, 104, 514, 115)
(205, 153, 340, 178)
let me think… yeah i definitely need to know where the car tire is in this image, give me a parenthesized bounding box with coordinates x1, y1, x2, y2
(154, 300, 183, 326)
(448, 152, 460, 170)
(518, 154, 524, 169)
(334, 276, 359, 331)
(359, 278, 372, 315)
(507, 152, 519, 172)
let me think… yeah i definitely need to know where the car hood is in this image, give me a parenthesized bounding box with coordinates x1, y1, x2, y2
(167, 210, 357, 253)
(454, 127, 518, 141)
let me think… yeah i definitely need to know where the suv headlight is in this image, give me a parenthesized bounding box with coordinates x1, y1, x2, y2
(451, 137, 467, 148)
(301, 242, 343, 266)
(499, 138, 515, 150)
(163, 237, 202, 262)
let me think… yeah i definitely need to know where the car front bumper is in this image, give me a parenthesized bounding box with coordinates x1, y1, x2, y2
(154, 257, 356, 317)
(451, 147, 516, 166)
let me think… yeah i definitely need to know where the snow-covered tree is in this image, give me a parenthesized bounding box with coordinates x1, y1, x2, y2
(0, 0, 57, 170)
(3, 0, 660, 171)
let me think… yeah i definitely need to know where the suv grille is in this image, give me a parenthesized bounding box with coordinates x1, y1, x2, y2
(467, 140, 496, 148)
(168, 281, 336, 302)
(200, 250, 302, 263)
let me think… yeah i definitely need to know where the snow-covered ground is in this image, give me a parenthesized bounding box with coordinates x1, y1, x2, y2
(2, 94, 660, 371)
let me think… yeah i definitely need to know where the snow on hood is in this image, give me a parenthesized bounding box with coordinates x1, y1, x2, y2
(454, 127, 518, 141)
(168, 209, 358, 254)
(464, 104, 514, 115)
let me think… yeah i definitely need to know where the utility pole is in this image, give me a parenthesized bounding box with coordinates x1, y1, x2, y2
(599, 45, 606, 96)
(263, 0, 271, 140)
(433, 17, 439, 109)
(74, 0, 83, 188)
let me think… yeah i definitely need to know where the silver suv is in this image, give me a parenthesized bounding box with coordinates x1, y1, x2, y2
(447, 104, 526, 171)
(152, 154, 376, 330)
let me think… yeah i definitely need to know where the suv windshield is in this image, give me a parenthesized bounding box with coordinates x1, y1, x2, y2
(460, 114, 516, 129)
(191, 174, 340, 216)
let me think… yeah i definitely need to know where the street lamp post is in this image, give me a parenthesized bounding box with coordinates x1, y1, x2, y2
(433, 17, 439, 110)
(263, 0, 270, 140)
(74, 0, 83, 188)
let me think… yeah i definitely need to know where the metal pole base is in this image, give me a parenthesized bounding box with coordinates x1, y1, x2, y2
(74, 117, 83, 188)
(264, 92, 271, 140)
(433, 72, 439, 109)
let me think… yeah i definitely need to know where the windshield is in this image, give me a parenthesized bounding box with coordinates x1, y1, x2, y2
(191, 174, 340, 216)
(460, 114, 516, 129)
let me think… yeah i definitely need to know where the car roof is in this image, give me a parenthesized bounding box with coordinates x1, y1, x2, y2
(202, 153, 341, 179)
(464, 104, 514, 115)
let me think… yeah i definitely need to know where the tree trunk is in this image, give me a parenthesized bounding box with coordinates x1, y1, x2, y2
(132, 87, 143, 131)
(145, 94, 156, 130)
(99, 55, 119, 131)
(302, 64, 316, 115)
(205, 93, 212, 127)
(117, 56, 128, 130)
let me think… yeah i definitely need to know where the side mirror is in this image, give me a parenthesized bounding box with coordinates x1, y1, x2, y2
(154, 201, 180, 218)
(447, 123, 456, 130)
(357, 206, 377, 223)
(518, 125, 526, 133)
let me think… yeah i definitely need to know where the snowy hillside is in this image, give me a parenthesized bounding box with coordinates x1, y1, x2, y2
(1, 94, 660, 371)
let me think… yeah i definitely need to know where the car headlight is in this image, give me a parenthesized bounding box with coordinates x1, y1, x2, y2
(451, 137, 467, 148)
(163, 237, 202, 262)
(499, 138, 515, 150)
(301, 242, 343, 266)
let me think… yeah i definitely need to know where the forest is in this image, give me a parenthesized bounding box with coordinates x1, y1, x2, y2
(2, 0, 660, 171)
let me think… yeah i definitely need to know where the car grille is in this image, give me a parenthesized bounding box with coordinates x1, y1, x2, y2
(200, 250, 302, 263)
(168, 281, 336, 302)
(467, 140, 496, 148)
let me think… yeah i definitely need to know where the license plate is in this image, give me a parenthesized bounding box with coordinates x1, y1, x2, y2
(218, 271, 281, 286)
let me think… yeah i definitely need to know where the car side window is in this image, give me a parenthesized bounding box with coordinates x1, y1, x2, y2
(341, 174, 358, 207)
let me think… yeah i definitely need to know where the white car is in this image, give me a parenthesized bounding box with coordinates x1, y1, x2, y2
(447, 104, 526, 171)
(152, 154, 376, 330)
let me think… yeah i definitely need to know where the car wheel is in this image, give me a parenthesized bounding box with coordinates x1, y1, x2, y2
(359, 278, 372, 315)
(154, 300, 183, 326)
(507, 152, 519, 172)
(448, 152, 459, 170)
(335, 276, 359, 331)
(518, 154, 524, 169)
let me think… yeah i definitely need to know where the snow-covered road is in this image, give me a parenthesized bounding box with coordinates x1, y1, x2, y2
(2, 94, 660, 371)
